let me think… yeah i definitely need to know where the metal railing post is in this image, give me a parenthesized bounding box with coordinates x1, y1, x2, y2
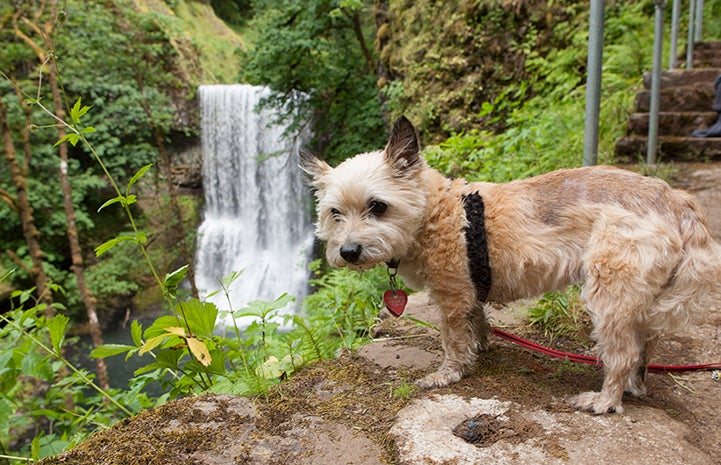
(647, 0, 667, 165)
(583, 0, 605, 166)
(669, 0, 681, 69)
(695, 0, 704, 42)
(687, 0, 696, 69)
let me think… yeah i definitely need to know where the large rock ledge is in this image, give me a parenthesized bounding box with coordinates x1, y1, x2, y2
(39, 290, 721, 465)
(40, 393, 387, 465)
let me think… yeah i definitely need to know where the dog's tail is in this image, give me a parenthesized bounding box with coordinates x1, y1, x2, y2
(653, 196, 721, 330)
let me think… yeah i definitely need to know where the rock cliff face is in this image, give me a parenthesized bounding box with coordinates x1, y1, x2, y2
(377, 0, 578, 143)
(133, 0, 246, 190)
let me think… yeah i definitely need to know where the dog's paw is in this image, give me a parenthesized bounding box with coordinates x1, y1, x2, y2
(417, 368, 463, 389)
(571, 391, 624, 415)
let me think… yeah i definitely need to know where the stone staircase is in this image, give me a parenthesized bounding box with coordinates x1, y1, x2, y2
(614, 41, 721, 163)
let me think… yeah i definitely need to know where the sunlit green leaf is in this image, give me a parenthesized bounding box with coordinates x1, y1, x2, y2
(234, 293, 294, 319)
(130, 320, 143, 347)
(0, 268, 15, 282)
(94, 234, 135, 256)
(179, 299, 218, 338)
(126, 164, 153, 195)
(163, 265, 188, 298)
(91, 343, 136, 358)
(47, 314, 69, 353)
(53, 134, 72, 147)
(97, 196, 124, 212)
(139, 333, 172, 355)
(69, 98, 91, 123)
(144, 315, 180, 340)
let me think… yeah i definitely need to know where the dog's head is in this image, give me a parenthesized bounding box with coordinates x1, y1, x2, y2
(300, 116, 427, 271)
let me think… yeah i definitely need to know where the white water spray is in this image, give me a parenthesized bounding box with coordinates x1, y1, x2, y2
(195, 84, 313, 321)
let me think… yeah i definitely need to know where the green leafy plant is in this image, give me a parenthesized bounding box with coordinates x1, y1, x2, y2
(0, 273, 151, 462)
(1, 86, 392, 461)
(526, 286, 587, 341)
(302, 259, 390, 350)
(90, 259, 390, 400)
(388, 376, 418, 399)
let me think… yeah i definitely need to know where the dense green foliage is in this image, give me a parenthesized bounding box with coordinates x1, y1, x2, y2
(1, 298, 149, 461)
(379, 0, 584, 143)
(0, 0, 204, 318)
(239, 0, 387, 162)
(420, 1, 654, 181)
(421, 1, 721, 183)
(0, 97, 388, 461)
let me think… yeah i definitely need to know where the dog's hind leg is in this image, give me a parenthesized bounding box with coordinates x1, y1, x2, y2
(572, 305, 646, 414)
(624, 334, 658, 397)
(573, 210, 682, 414)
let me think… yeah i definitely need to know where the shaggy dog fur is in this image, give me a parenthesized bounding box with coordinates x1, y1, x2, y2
(300, 116, 721, 414)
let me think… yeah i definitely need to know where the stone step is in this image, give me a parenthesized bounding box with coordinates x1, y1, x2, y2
(635, 85, 715, 112)
(614, 135, 721, 162)
(642, 68, 721, 89)
(693, 40, 721, 51)
(692, 41, 721, 68)
(693, 56, 721, 68)
(625, 111, 718, 137)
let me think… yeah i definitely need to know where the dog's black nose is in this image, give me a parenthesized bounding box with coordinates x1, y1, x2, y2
(339, 243, 363, 263)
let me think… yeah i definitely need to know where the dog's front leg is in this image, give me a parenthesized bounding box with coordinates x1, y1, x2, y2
(417, 291, 481, 389)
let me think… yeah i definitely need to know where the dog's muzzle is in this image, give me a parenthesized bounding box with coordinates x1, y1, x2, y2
(339, 243, 363, 264)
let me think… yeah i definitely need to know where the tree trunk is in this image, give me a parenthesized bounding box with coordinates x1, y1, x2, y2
(374, 0, 393, 130)
(12, 1, 110, 389)
(0, 94, 55, 315)
(348, 10, 375, 74)
(41, 6, 111, 391)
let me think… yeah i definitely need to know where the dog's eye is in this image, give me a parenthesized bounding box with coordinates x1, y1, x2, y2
(368, 200, 387, 218)
(330, 207, 342, 221)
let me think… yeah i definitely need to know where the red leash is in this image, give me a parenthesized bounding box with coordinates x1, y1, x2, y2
(490, 327, 721, 373)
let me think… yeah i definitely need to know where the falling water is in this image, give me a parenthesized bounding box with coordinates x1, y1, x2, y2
(195, 84, 313, 320)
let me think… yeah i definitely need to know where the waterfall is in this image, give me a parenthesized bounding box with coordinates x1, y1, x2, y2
(195, 84, 313, 320)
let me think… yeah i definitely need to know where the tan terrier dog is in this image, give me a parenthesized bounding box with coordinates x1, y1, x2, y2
(300, 116, 721, 414)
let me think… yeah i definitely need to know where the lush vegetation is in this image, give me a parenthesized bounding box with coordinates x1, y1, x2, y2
(0, 94, 389, 461)
(2, 0, 721, 463)
(0, 0, 207, 321)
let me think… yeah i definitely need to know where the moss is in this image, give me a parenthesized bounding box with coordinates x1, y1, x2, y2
(37, 395, 254, 465)
(381, 0, 580, 142)
(33, 325, 629, 465)
(134, 0, 246, 84)
(172, 0, 246, 83)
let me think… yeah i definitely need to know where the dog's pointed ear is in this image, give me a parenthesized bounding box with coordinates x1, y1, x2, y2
(385, 116, 421, 173)
(299, 149, 331, 188)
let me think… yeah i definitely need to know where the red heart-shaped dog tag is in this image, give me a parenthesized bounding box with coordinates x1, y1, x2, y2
(383, 289, 408, 318)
